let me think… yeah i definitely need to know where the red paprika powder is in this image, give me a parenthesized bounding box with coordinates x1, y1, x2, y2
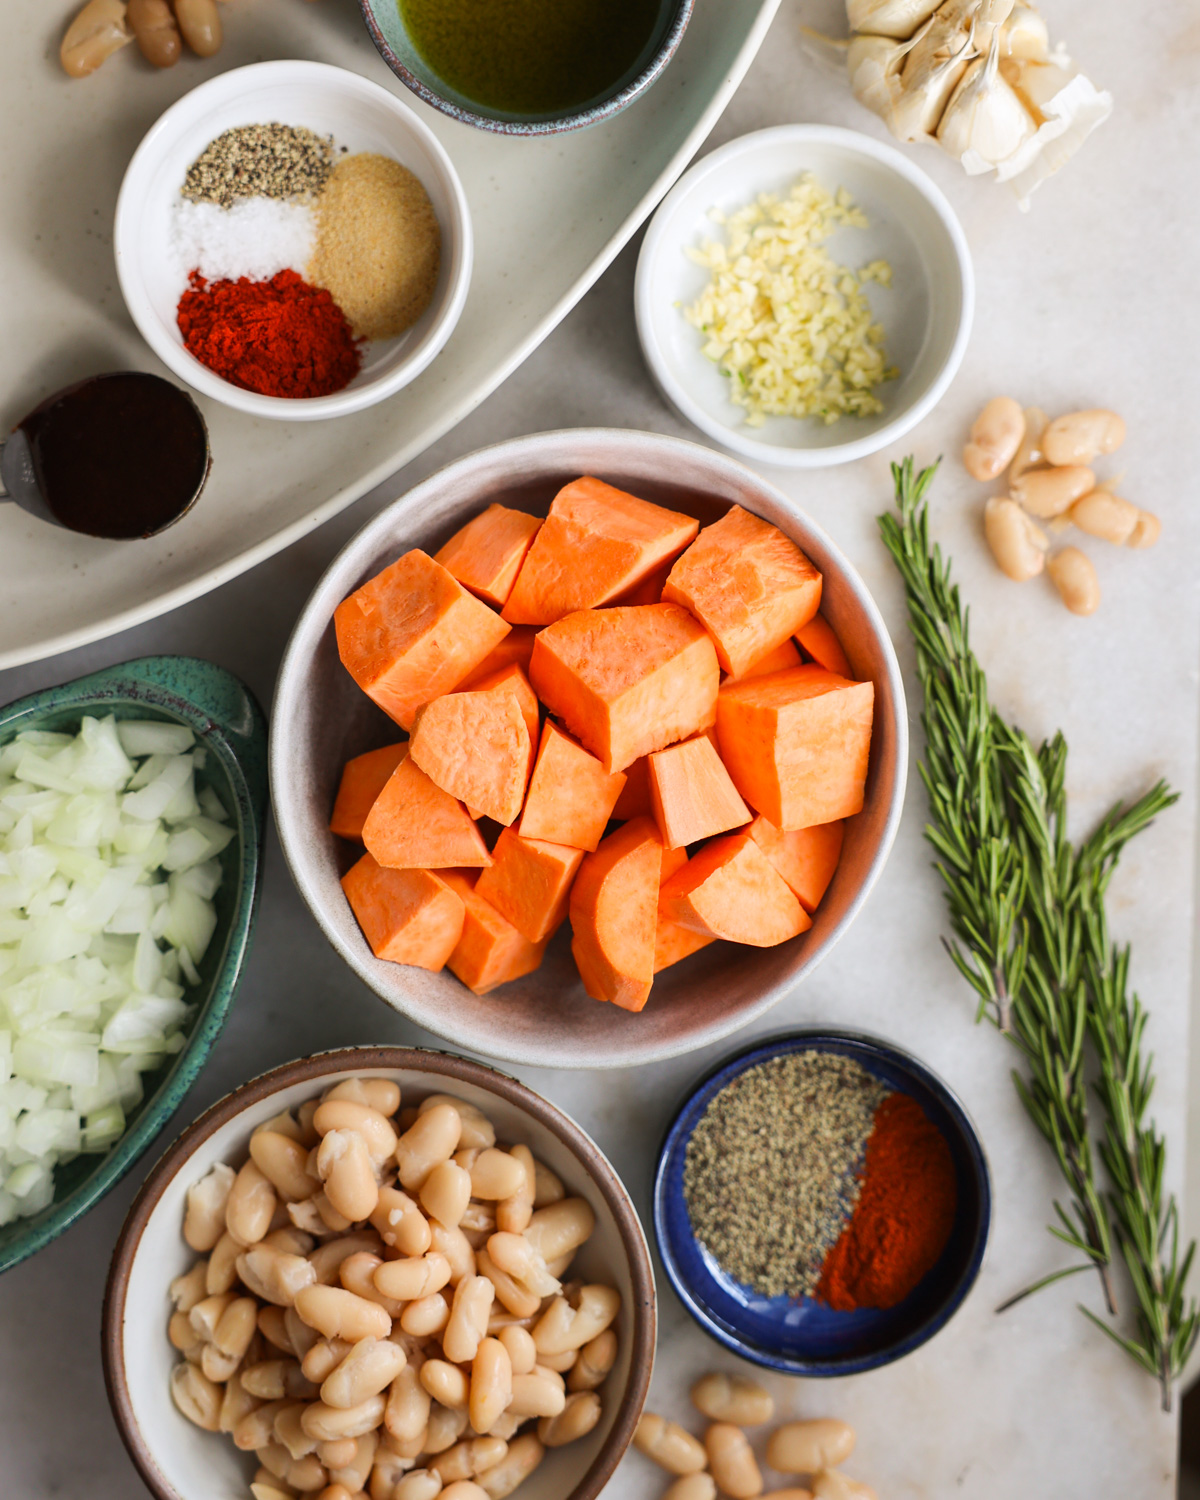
(816, 1091, 958, 1311)
(177, 269, 362, 399)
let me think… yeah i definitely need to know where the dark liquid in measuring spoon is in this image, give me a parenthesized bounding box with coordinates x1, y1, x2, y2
(399, 0, 663, 115)
(20, 372, 209, 539)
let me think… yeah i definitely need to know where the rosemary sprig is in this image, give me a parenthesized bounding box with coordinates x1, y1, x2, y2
(879, 456, 1198, 1409)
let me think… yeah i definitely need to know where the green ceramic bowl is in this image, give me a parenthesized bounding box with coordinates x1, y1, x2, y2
(0, 657, 267, 1275)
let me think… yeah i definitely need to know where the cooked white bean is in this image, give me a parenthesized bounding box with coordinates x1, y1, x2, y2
(203, 1230, 239, 1295)
(171, 1361, 222, 1429)
(1011, 464, 1095, 519)
(294, 1285, 392, 1343)
(691, 1372, 774, 1426)
(394, 1471, 445, 1500)
(127, 0, 180, 65)
(984, 497, 1048, 582)
(251, 1131, 322, 1202)
(485, 1232, 558, 1297)
(507, 1369, 565, 1419)
(315, 1101, 399, 1165)
(566, 1328, 617, 1392)
(385, 1362, 432, 1443)
(189, 1291, 235, 1343)
(401, 1292, 452, 1337)
(213, 1296, 258, 1360)
(314, 1191, 354, 1234)
(767, 1420, 856, 1475)
(439, 1484, 489, 1500)
(170, 1261, 209, 1313)
(339, 1251, 404, 1318)
(218, 1373, 260, 1434)
(374, 1252, 452, 1302)
(1009, 405, 1048, 484)
(635, 1412, 707, 1475)
(418, 1095, 495, 1151)
(963, 396, 1025, 481)
(318, 1437, 357, 1469)
(431, 1436, 508, 1482)
(276, 1402, 321, 1460)
(468, 1150, 527, 1202)
(477, 1251, 541, 1319)
(538, 1390, 601, 1447)
(256, 1109, 305, 1143)
(1068, 489, 1138, 546)
(301, 1395, 387, 1442)
(494, 1145, 535, 1234)
(425, 1403, 469, 1454)
(532, 1161, 564, 1209)
(476, 1433, 544, 1499)
(60, 0, 133, 77)
(325, 1077, 402, 1116)
(469, 1337, 512, 1434)
(396, 1105, 462, 1191)
(1047, 547, 1101, 616)
(327, 1429, 378, 1492)
(309, 1233, 383, 1285)
(238, 1245, 318, 1307)
(288, 1198, 328, 1238)
(459, 1202, 496, 1244)
(533, 1284, 619, 1355)
(443, 1276, 494, 1364)
(706, 1423, 763, 1498)
(285, 1307, 321, 1360)
(1042, 409, 1126, 467)
(249, 1481, 292, 1500)
(322, 1338, 408, 1410)
(811, 1472, 875, 1500)
(420, 1360, 470, 1410)
(264, 1226, 315, 1258)
(485, 1412, 522, 1442)
(173, 0, 222, 55)
(1127, 510, 1161, 549)
(420, 1161, 472, 1228)
(257, 1303, 296, 1356)
(664, 1477, 719, 1500)
(497, 1325, 536, 1377)
(318, 1129, 380, 1224)
(233, 1399, 290, 1452)
(256, 1439, 292, 1480)
(429, 1222, 477, 1285)
(168, 1310, 203, 1357)
(185, 1162, 236, 1251)
(303, 1339, 354, 1384)
(241, 1359, 318, 1400)
(226, 1160, 278, 1246)
(285, 1453, 328, 1492)
(371, 1187, 433, 1256)
(522, 1199, 595, 1263)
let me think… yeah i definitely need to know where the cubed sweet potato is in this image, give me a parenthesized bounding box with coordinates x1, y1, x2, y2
(409, 689, 531, 827)
(329, 742, 408, 841)
(362, 755, 492, 869)
(529, 603, 720, 773)
(725, 637, 803, 682)
(660, 844, 689, 884)
(341, 854, 465, 969)
(434, 504, 542, 609)
(795, 612, 851, 677)
(502, 477, 699, 625)
(663, 506, 822, 677)
(441, 870, 548, 994)
(716, 666, 874, 829)
(654, 917, 715, 973)
(569, 817, 662, 1011)
(475, 827, 584, 943)
(470, 664, 541, 781)
(647, 735, 750, 850)
(612, 755, 652, 820)
(748, 815, 844, 913)
(518, 721, 627, 852)
(457, 626, 538, 689)
(659, 830, 810, 946)
(335, 550, 511, 730)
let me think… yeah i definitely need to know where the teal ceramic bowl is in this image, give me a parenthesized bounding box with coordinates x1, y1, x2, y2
(0, 657, 267, 1275)
(358, 0, 694, 135)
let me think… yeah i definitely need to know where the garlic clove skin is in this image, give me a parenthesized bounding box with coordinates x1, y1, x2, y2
(937, 29, 1037, 171)
(847, 33, 913, 120)
(846, 0, 942, 41)
(1000, 3, 1050, 60)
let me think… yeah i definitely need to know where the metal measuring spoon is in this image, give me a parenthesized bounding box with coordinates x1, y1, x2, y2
(0, 371, 211, 539)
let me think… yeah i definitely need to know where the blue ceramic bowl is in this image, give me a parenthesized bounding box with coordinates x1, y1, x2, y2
(357, 0, 694, 135)
(654, 1030, 990, 1374)
(0, 657, 267, 1275)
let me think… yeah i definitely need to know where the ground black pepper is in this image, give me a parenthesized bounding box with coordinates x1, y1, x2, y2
(182, 123, 333, 208)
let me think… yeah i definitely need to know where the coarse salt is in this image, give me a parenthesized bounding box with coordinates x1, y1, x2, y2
(170, 196, 316, 285)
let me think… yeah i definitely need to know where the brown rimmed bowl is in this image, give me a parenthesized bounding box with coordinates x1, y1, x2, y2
(102, 1046, 656, 1500)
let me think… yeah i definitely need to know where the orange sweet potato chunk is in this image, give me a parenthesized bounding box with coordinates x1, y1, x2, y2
(654, 917, 715, 973)
(569, 817, 662, 1012)
(659, 830, 810, 946)
(612, 755, 652, 820)
(529, 603, 720, 774)
(435, 504, 543, 610)
(471, 664, 541, 781)
(335, 550, 511, 730)
(663, 506, 822, 677)
(796, 612, 851, 677)
(726, 638, 803, 682)
(502, 477, 699, 625)
(458, 626, 538, 689)
(648, 735, 750, 850)
(342, 854, 465, 969)
(716, 666, 874, 830)
(410, 689, 531, 826)
(660, 843, 689, 884)
(518, 721, 627, 852)
(362, 755, 491, 869)
(748, 816, 844, 914)
(441, 870, 548, 994)
(475, 828, 584, 944)
(329, 742, 408, 841)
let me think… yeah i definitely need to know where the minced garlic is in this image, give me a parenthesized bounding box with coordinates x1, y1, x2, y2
(682, 175, 897, 426)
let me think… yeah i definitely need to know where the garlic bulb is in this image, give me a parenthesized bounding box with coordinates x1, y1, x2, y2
(846, 0, 942, 40)
(937, 29, 1037, 169)
(1001, 3, 1049, 59)
(847, 32, 913, 119)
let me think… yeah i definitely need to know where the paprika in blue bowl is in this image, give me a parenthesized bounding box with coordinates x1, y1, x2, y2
(653, 1029, 991, 1374)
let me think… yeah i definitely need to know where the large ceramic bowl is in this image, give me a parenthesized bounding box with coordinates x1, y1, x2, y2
(636, 125, 974, 467)
(115, 61, 473, 422)
(0, 657, 267, 1275)
(102, 1046, 656, 1500)
(271, 429, 907, 1069)
(358, 0, 694, 135)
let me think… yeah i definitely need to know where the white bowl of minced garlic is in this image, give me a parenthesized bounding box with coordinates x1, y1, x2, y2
(116, 60, 473, 421)
(635, 124, 973, 468)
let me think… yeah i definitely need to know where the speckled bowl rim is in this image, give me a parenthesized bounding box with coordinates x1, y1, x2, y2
(102, 1045, 657, 1500)
(653, 1027, 992, 1375)
(357, 0, 695, 135)
(0, 657, 267, 1276)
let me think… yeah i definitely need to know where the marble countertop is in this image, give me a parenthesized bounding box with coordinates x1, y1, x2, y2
(1, 1, 1198, 1495)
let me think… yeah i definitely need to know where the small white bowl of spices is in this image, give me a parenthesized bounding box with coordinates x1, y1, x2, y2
(115, 60, 472, 421)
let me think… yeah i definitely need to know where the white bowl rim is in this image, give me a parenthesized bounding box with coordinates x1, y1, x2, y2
(101, 1045, 657, 1500)
(113, 59, 474, 423)
(269, 426, 909, 1070)
(634, 122, 975, 469)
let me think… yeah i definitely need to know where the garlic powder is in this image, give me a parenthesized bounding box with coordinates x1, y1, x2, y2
(683, 175, 897, 426)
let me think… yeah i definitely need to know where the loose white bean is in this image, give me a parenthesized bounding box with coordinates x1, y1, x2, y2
(328, 1429, 379, 1492)
(385, 1362, 432, 1443)
(420, 1360, 470, 1411)
(767, 1420, 856, 1475)
(1127, 510, 1161, 549)
(318, 1129, 380, 1225)
(294, 1285, 392, 1343)
(429, 1223, 477, 1286)
(60, 0, 133, 77)
(396, 1105, 462, 1191)
(706, 1423, 763, 1498)
(476, 1433, 544, 1499)
(1009, 406, 1048, 484)
(494, 1145, 535, 1234)
(205, 1230, 241, 1294)
(507, 1369, 565, 1419)
(634, 1412, 707, 1475)
(374, 1252, 452, 1303)
(425, 1403, 469, 1454)
(477, 1251, 541, 1319)
(532, 1284, 619, 1355)
(418, 1095, 495, 1151)
(439, 1484, 489, 1500)
(301, 1396, 388, 1442)
(497, 1325, 536, 1377)
(227, 1161, 278, 1247)
(237, 1245, 318, 1308)
(170, 1261, 209, 1313)
(170, 1361, 222, 1430)
(401, 1292, 452, 1337)
(371, 1188, 433, 1256)
(277, 1403, 321, 1459)
(469, 1337, 512, 1435)
(394, 1472, 444, 1500)
(325, 1078, 402, 1116)
(963, 397, 1025, 481)
(1047, 547, 1101, 616)
(538, 1390, 601, 1447)
(185, 1162, 236, 1251)
(1042, 409, 1126, 467)
(190, 1292, 235, 1343)
(322, 1338, 409, 1410)
(664, 1477, 719, 1500)
(468, 1150, 527, 1202)
(127, 0, 180, 65)
(566, 1328, 616, 1392)
(691, 1372, 774, 1426)
(251, 1131, 322, 1203)
(339, 1251, 404, 1318)
(532, 1162, 564, 1209)
(303, 1339, 354, 1383)
(1069, 489, 1139, 546)
(523, 1199, 595, 1263)
(811, 1472, 876, 1500)
(443, 1276, 494, 1365)
(984, 497, 1048, 582)
(285, 1307, 321, 1360)
(214, 1296, 259, 1360)
(485, 1233, 558, 1297)
(241, 1359, 318, 1400)
(431, 1436, 508, 1482)
(218, 1373, 260, 1434)
(420, 1161, 472, 1228)
(315, 1101, 399, 1165)
(1011, 464, 1095, 519)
